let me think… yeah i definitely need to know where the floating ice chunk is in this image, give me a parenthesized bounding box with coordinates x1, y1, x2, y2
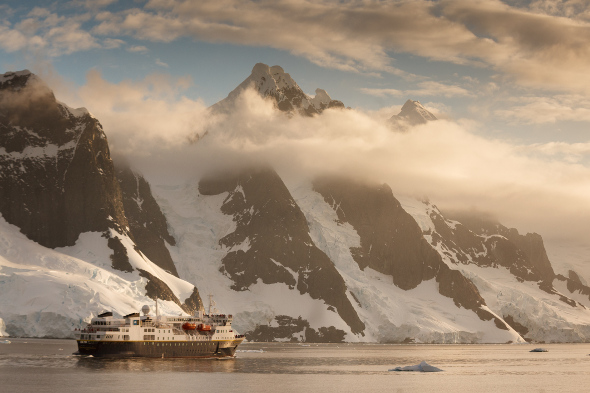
(235, 349, 264, 353)
(0, 317, 8, 337)
(389, 361, 443, 372)
(0, 340, 11, 344)
(530, 348, 548, 352)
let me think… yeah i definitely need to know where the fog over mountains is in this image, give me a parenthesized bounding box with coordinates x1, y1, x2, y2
(1, 64, 590, 343)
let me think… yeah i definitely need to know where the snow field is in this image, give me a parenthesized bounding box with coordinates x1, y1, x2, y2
(151, 181, 351, 339)
(292, 183, 521, 343)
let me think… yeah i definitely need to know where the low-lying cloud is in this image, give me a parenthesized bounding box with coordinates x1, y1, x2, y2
(69, 72, 590, 251)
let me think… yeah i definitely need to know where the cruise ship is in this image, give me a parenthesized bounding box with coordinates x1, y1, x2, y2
(74, 298, 245, 358)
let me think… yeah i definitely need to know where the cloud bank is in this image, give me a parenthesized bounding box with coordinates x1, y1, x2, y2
(70, 72, 590, 249)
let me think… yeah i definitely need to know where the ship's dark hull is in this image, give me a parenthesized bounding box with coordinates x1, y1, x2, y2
(77, 340, 240, 358)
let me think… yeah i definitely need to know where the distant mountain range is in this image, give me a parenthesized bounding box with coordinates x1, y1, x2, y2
(1, 65, 590, 343)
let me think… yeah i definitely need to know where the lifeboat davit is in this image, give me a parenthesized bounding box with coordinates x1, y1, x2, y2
(182, 323, 197, 330)
(197, 324, 211, 331)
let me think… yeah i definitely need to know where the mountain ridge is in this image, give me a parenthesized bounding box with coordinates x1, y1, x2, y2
(1, 67, 590, 343)
(211, 63, 344, 116)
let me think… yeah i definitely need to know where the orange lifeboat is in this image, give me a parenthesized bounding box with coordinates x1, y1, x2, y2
(182, 322, 197, 330)
(197, 324, 211, 331)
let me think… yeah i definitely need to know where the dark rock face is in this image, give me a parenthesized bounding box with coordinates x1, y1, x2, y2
(199, 166, 365, 335)
(116, 163, 179, 277)
(0, 70, 203, 316)
(107, 235, 133, 273)
(555, 271, 590, 303)
(313, 177, 440, 290)
(0, 71, 127, 248)
(443, 210, 555, 282)
(424, 206, 556, 284)
(503, 315, 530, 338)
(425, 205, 582, 313)
(312, 176, 507, 328)
(245, 315, 346, 343)
(138, 269, 203, 314)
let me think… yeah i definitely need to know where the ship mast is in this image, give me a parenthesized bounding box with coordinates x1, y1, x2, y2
(208, 294, 216, 315)
(155, 292, 159, 324)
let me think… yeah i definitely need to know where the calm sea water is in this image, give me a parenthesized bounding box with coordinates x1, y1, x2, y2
(1, 339, 589, 393)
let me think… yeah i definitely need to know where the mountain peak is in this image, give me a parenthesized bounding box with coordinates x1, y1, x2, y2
(211, 63, 344, 116)
(0, 70, 48, 93)
(389, 99, 437, 129)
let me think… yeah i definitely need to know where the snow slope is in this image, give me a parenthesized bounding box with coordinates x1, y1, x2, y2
(398, 195, 590, 343)
(0, 216, 195, 338)
(150, 181, 353, 340)
(291, 182, 523, 343)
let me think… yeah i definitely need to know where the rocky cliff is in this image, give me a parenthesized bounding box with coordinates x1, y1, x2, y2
(0, 71, 127, 248)
(116, 162, 179, 277)
(199, 167, 365, 335)
(0, 71, 203, 337)
(312, 176, 508, 329)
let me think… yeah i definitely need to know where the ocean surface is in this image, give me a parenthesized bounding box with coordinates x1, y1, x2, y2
(1, 339, 589, 393)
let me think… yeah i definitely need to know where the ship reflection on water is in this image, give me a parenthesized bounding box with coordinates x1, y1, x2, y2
(75, 356, 237, 373)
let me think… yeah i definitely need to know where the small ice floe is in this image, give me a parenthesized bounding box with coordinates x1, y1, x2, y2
(389, 361, 443, 372)
(235, 349, 264, 353)
(0, 340, 11, 344)
(530, 348, 548, 352)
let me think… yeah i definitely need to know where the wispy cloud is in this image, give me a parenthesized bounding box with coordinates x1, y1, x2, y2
(361, 81, 474, 98)
(495, 95, 590, 124)
(0, 7, 100, 56)
(127, 45, 148, 53)
(103, 38, 125, 49)
(155, 58, 169, 67)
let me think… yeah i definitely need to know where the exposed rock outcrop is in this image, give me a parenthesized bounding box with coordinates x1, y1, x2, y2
(312, 176, 508, 328)
(116, 162, 179, 276)
(138, 269, 203, 314)
(199, 166, 365, 335)
(0, 70, 127, 248)
(245, 315, 346, 343)
(442, 210, 555, 282)
(0, 70, 202, 320)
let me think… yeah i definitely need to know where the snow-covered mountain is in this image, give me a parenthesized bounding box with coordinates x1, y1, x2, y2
(398, 198, 590, 342)
(1, 66, 589, 343)
(0, 70, 203, 337)
(211, 63, 344, 116)
(389, 99, 437, 130)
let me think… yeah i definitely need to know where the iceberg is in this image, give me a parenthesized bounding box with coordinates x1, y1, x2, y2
(389, 361, 443, 372)
(0, 318, 7, 337)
